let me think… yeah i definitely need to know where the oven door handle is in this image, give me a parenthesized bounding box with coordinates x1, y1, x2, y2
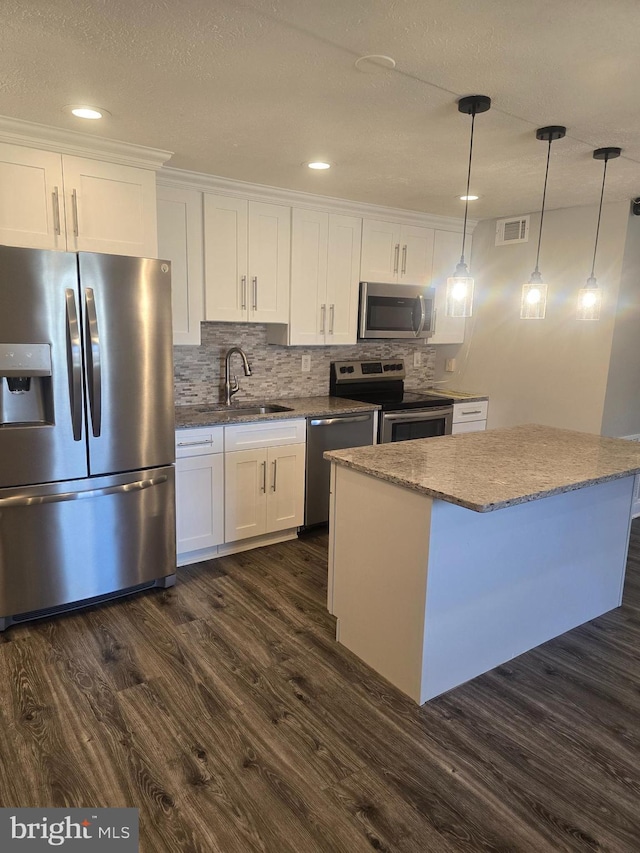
(383, 407, 452, 423)
(414, 294, 426, 337)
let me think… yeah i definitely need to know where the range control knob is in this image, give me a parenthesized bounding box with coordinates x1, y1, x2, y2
(383, 364, 391, 371)
(347, 366, 355, 373)
(395, 363, 403, 370)
(340, 366, 348, 373)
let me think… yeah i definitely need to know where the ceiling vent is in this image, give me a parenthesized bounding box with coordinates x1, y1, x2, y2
(495, 215, 530, 246)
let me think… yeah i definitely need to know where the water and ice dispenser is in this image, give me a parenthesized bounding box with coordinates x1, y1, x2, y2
(0, 343, 53, 426)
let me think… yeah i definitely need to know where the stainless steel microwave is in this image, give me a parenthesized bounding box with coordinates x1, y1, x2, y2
(358, 282, 436, 340)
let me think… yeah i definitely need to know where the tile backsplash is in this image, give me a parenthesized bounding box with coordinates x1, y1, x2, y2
(174, 322, 436, 406)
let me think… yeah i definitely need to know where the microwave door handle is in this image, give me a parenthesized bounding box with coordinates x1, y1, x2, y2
(84, 287, 102, 437)
(414, 294, 426, 337)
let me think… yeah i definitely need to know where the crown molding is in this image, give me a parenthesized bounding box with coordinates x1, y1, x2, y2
(0, 115, 172, 170)
(158, 166, 477, 233)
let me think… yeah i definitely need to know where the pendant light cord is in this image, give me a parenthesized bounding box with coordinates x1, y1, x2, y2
(534, 137, 553, 275)
(590, 156, 609, 279)
(459, 109, 476, 265)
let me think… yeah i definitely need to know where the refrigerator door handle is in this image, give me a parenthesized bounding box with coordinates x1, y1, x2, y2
(65, 288, 83, 441)
(84, 287, 102, 437)
(0, 475, 168, 508)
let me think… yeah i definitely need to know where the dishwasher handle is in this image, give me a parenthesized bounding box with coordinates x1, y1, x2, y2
(309, 414, 372, 427)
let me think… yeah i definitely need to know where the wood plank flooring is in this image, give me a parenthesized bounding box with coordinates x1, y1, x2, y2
(1, 521, 640, 851)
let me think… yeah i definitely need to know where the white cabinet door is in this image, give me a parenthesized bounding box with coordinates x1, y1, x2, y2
(176, 452, 224, 553)
(225, 448, 268, 542)
(204, 194, 248, 322)
(360, 218, 402, 283)
(452, 420, 486, 434)
(429, 229, 466, 345)
(61, 155, 157, 257)
(325, 214, 361, 345)
(0, 143, 66, 250)
(248, 201, 290, 323)
(157, 185, 204, 345)
(266, 444, 305, 532)
(401, 224, 434, 285)
(289, 208, 328, 345)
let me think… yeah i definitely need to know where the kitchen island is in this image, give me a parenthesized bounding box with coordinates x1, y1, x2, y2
(325, 425, 640, 703)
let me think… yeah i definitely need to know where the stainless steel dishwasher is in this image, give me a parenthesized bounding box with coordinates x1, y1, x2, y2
(305, 411, 375, 526)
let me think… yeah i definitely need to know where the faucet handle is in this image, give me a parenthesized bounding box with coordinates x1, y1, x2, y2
(230, 375, 239, 393)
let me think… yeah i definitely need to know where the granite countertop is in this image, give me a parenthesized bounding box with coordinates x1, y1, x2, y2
(427, 388, 489, 403)
(175, 396, 379, 428)
(325, 424, 640, 513)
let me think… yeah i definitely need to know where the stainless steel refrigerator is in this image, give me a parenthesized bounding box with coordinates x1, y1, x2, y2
(0, 246, 176, 630)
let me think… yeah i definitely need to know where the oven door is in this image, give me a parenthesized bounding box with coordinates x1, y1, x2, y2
(380, 406, 453, 443)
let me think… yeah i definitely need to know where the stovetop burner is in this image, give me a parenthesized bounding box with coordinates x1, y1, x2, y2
(330, 359, 454, 411)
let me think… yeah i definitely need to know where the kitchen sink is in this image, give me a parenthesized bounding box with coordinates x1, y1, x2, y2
(198, 403, 294, 415)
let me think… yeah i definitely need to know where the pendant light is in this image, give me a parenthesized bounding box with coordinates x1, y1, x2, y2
(446, 95, 491, 318)
(520, 126, 566, 319)
(577, 146, 621, 321)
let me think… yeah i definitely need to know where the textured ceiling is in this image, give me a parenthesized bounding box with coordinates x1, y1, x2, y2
(1, 0, 640, 219)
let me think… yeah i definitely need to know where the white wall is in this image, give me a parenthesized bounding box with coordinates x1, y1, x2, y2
(450, 201, 630, 433)
(601, 213, 640, 437)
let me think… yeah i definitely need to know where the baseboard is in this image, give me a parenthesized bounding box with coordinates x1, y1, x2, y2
(177, 529, 299, 566)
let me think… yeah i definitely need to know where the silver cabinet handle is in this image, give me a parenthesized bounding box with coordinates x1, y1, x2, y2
(393, 243, 400, 274)
(52, 187, 61, 236)
(176, 439, 213, 448)
(401, 244, 407, 275)
(261, 460, 267, 493)
(272, 459, 277, 492)
(0, 475, 168, 508)
(329, 304, 335, 335)
(84, 287, 102, 437)
(320, 304, 326, 334)
(252, 276, 258, 311)
(460, 409, 482, 416)
(71, 188, 79, 237)
(415, 294, 426, 337)
(309, 415, 372, 426)
(241, 275, 247, 310)
(64, 288, 83, 441)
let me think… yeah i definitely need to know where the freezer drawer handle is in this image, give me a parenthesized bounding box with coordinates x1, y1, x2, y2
(84, 287, 102, 437)
(309, 415, 372, 427)
(0, 475, 168, 508)
(65, 288, 83, 441)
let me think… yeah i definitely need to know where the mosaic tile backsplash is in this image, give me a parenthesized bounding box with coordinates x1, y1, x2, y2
(174, 323, 436, 406)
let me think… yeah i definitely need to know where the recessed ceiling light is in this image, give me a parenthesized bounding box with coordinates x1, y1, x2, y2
(355, 55, 396, 72)
(460, 195, 479, 201)
(307, 161, 331, 170)
(64, 104, 110, 120)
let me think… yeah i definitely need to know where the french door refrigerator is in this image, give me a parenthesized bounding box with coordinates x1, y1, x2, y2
(0, 245, 176, 630)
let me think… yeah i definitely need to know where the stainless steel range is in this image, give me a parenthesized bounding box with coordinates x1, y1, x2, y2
(330, 359, 453, 443)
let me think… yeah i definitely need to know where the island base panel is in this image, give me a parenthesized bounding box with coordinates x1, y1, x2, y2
(329, 464, 634, 704)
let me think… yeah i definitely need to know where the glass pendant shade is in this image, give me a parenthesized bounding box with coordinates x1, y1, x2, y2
(446, 94, 491, 319)
(577, 275, 602, 320)
(446, 262, 475, 318)
(577, 147, 620, 321)
(520, 271, 548, 320)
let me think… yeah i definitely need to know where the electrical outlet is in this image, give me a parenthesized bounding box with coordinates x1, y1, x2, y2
(301, 354, 311, 372)
(413, 351, 421, 368)
(445, 358, 456, 373)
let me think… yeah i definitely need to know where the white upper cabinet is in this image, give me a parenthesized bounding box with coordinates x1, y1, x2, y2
(270, 209, 361, 346)
(156, 185, 204, 345)
(429, 229, 467, 345)
(360, 219, 434, 285)
(204, 194, 290, 324)
(0, 143, 158, 257)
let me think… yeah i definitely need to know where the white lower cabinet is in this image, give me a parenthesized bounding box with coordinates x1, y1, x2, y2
(224, 443, 305, 542)
(451, 400, 488, 434)
(175, 427, 224, 565)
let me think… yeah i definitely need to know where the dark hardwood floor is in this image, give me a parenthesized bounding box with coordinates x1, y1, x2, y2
(1, 521, 640, 851)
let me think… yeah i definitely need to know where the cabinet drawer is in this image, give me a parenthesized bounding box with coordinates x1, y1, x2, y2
(453, 400, 488, 423)
(176, 426, 224, 457)
(225, 418, 306, 451)
(452, 419, 486, 435)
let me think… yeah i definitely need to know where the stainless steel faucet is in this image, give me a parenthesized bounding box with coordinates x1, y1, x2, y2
(224, 347, 252, 405)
